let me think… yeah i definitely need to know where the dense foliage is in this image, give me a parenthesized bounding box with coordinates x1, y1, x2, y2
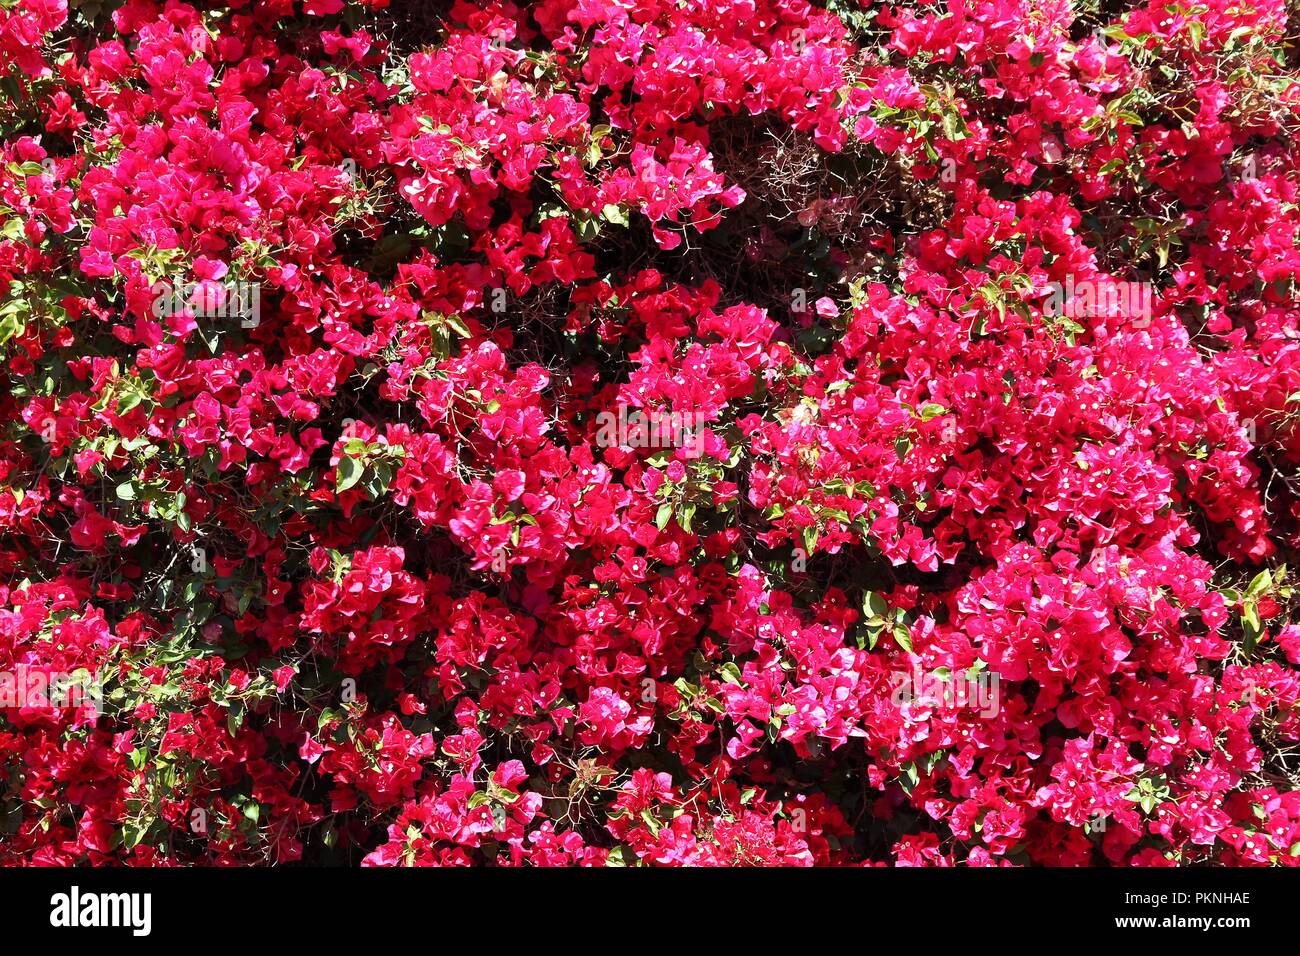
(3, 0, 1300, 866)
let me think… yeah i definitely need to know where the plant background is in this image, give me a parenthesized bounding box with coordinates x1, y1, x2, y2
(2, 0, 1300, 865)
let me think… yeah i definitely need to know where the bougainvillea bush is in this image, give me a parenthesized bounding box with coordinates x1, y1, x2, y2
(4, 0, 1300, 867)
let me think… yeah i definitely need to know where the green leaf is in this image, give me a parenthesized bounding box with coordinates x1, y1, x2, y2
(335, 456, 364, 493)
(197, 324, 221, 354)
(801, 524, 819, 554)
(122, 823, 148, 850)
(862, 590, 888, 620)
(605, 845, 630, 866)
(892, 625, 913, 654)
(678, 503, 696, 533)
(368, 460, 396, 497)
(1242, 605, 1264, 656)
(575, 215, 601, 242)
(940, 110, 965, 141)
(116, 391, 144, 415)
(1246, 570, 1273, 600)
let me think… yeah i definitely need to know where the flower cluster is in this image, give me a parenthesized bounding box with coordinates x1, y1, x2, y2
(1, 0, 1300, 866)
